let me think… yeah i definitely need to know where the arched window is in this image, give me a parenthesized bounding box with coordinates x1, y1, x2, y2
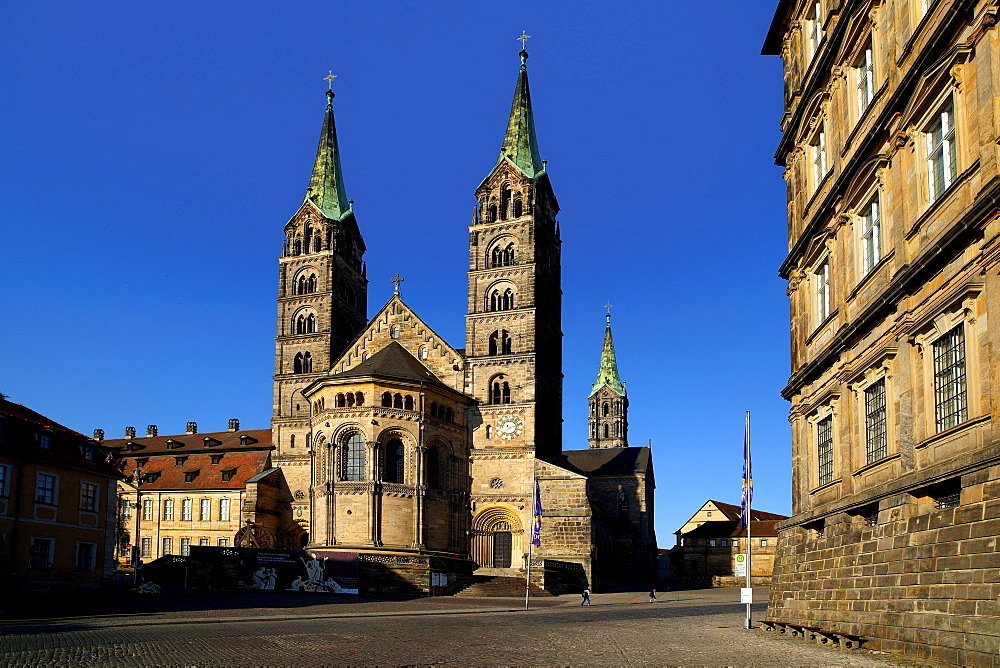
(420, 346, 428, 360)
(383, 439, 404, 484)
(488, 204, 498, 222)
(603, 403, 610, 416)
(355, 392, 364, 406)
(293, 239, 302, 255)
(302, 352, 312, 372)
(336, 393, 346, 408)
(486, 425, 492, 439)
(512, 199, 523, 218)
(489, 288, 515, 312)
(313, 235, 322, 252)
(491, 246, 504, 267)
(294, 353, 304, 373)
(426, 447, 440, 488)
(445, 407, 454, 421)
(381, 392, 392, 407)
(499, 184, 511, 220)
(306, 314, 316, 333)
(390, 326, 400, 339)
(603, 424, 610, 438)
(296, 315, 305, 334)
(297, 275, 308, 295)
(393, 394, 403, 409)
(615, 422, 622, 437)
(308, 274, 317, 292)
(303, 228, 313, 254)
(488, 330, 512, 355)
(430, 402, 439, 418)
(491, 377, 511, 404)
(502, 243, 515, 265)
(346, 392, 355, 407)
(344, 434, 365, 481)
(404, 395, 414, 411)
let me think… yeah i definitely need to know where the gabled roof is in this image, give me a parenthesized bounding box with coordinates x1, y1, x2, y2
(562, 446, 651, 475)
(118, 449, 272, 491)
(333, 341, 452, 391)
(707, 500, 788, 523)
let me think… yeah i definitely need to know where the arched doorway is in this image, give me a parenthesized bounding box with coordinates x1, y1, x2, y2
(471, 506, 523, 569)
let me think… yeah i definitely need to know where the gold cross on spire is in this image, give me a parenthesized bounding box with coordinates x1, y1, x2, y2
(605, 301, 613, 322)
(391, 274, 404, 295)
(324, 70, 337, 91)
(517, 30, 531, 50)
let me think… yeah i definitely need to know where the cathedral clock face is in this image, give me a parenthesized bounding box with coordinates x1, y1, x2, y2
(497, 415, 523, 440)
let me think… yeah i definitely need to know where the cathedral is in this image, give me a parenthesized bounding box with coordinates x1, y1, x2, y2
(269, 45, 655, 591)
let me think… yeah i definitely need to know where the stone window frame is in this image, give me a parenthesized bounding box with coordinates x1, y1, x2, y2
(910, 286, 982, 441)
(142, 497, 153, 521)
(75, 540, 97, 571)
(809, 250, 833, 330)
(806, 400, 839, 493)
(181, 498, 193, 522)
(199, 498, 211, 522)
(35, 471, 59, 505)
(219, 497, 231, 522)
(162, 536, 173, 555)
(79, 481, 100, 513)
(801, 0, 824, 65)
(28, 535, 55, 569)
(846, 349, 898, 472)
(163, 498, 174, 521)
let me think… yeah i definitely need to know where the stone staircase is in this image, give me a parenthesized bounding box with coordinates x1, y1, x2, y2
(454, 573, 554, 597)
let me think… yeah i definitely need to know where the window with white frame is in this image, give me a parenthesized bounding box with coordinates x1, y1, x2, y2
(0, 464, 9, 497)
(163, 499, 174, 521)
(180, 538, 191, 556)
(810, 126, 828, 189)
(142, 498, 153, 521)
(35, 473, 57, 504)
(760, 539, 768, 547)
(860, 194, 882, 274)
(39, 433, 52, 450)
(199, 538, 210, 546)
(121, 497, 131, 521)
(29, 537, 54, 569)
(817, 415, 834, 485)
(76, 542, 96, 571)
(815, 260, 831, 323)
(855, 42, 874, 114)
(162, 537, 173, 555)
(218, 538, 229, 547)
(219, 497, 231, 522)
(80, 481, 99, 512)
(806, 1, 823, 59)
(933, 324, 967, 431)
(200, 499, 211, 521)
(141, 537, 152, 558)
(182, 498, 193, 521)
(926, 101, 957, 201)
(865, 378, 888, 463)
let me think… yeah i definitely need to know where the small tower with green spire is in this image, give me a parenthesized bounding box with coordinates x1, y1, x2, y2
(273, 74, 369, 458)
(588, 308, 628, 449)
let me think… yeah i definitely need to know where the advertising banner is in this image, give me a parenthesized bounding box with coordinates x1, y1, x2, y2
(188, 547, 359, 594)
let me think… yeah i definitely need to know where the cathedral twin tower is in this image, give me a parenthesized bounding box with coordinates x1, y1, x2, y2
(267, 45, 649, 584)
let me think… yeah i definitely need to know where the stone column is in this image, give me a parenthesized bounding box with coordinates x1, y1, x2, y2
(367, 440, 381, 546)
(413, 445, 427, 550)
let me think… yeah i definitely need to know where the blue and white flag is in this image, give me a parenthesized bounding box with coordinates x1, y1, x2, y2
(740, 413, 752, 529)
(531, 477, 542, 547)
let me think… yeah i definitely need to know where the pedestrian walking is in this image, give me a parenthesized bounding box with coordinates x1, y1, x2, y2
(581, 588, 591, 606)
(649, 588, 657, 603)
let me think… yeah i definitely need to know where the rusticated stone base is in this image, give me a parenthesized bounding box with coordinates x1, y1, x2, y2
(765, 466, 1000, 667)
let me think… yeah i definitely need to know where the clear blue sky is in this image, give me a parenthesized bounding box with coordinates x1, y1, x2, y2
(1, 1, 788, 543)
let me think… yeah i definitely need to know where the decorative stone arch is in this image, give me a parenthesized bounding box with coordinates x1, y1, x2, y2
(291, 265, 318, 295)
(471, 505, 523, 569)
(424, 436, 454, 489)
(485, 280, 517, 312)
(291, 306, 317, 335)
(485, 234, 517, 268)
(332, 424, 366, 481)
(377, 427, 415, 484)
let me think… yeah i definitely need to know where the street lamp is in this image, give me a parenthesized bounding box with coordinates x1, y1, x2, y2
(131, 462, 144, 586)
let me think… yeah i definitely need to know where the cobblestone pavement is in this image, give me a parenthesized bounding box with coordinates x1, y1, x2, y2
(0, 588, 922, 666)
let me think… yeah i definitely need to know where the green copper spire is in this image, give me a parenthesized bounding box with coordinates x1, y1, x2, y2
(304, 77, 351, 220)
(496, 39, 544, 179)
(590, 312, 626, 398)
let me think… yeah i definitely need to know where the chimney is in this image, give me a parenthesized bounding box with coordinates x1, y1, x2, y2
(93, 428, 104, 441)
(228, 418, 240, 432)
(147, 424, 158, 437)
(186, 421, 197, 435)
(125, 426, 136, 439)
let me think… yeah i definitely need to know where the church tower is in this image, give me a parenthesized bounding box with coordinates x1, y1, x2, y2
(465, 44, 562, 461)
(588, 311, 628, 448)
(273, 82, 368, 459)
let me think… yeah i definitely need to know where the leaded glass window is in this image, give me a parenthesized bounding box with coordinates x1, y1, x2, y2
(933, 324, 967, 431)
(345, 434, 366, 481)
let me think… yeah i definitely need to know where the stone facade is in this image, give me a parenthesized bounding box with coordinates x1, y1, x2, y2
(764, 0, 1000, 662)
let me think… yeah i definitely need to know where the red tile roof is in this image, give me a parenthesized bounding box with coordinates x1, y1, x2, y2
(120, 450, 273, 491)
(103, 428, 273, 455)
(707, 500, 788, 523)
(684, 519, 784, 539)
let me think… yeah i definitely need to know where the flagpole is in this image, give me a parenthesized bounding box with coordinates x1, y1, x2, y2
(745, 410, 752, 630)
(525, 478, 534, 611)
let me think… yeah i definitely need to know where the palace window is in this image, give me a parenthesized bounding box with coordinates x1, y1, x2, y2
(854, 42, 874, 114)
(180, 538, 191, 556)
(384, 439, 404, 484)
(345, 434, 366, 481)
(143, 498, 153, 521)
(865, 379, 887, 463)
(805, 1, 823, 60)
(182, 498, 193, 521)
(200, 499, 211, 521)
(860, 195, 881, 274)
(489, 330, 512, 355)
(162, 537, 172, 555)
(76, 542, 96, 571)
(933, 324, 967, 431)
(141, 537, 152, 558)
(817, 415, 834, 485)
(220, 498, 230, 521)
(35, 474, 58, 506)
(815, 259, 830, 323)
(810, 125, 828, 190)
(29, 537, 54, 569)
(163, 498, 174, 521)
(926, 102, 957, 202)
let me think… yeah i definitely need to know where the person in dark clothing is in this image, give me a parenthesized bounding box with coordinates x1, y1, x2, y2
(581, 589, 592, 605)
(649, 588, 657, 603)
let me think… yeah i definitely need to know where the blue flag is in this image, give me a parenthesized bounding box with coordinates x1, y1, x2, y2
(741, 414, 752, 528)
(531, 477, 542, 546)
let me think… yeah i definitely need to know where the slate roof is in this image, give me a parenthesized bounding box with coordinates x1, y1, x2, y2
(0, 398, 122, 478)
(334, 341, 453, 391)
(561, 446, 651, 475)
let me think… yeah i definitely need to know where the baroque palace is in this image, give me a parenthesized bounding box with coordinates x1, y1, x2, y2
(109, 45, 656, 593)
(763, 0, 1000, 663)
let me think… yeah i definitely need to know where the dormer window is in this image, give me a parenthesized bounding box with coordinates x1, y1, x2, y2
(184, 470, 199, 483)
(221, 469, 237, 482)
(39, 433, 52, 450)
(239, 434, 257, 446)
(165, 439, 183, 450)
(203, 437, 221, 447)
(144, 471, 160, 484)
(210, 454, 223, 465)
(174, 456, 187, 467)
